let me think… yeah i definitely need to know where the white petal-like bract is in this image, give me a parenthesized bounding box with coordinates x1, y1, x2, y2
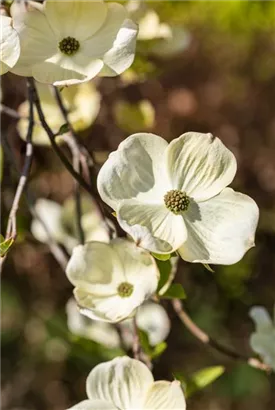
(98, 132, 259, 264)
(11, 0, 138, 85)
(66, 239, 159, 322)
(249, 305, 275, 371)
(0, 16, 20, 75)
(67, 356, 186, 409)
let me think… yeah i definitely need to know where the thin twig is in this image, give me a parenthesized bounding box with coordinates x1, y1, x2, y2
(0, 104, 27, 120)
(132, 316, 141, 360)
(1, 131, 68, 270)
(172, 299, 271, 373)
(52, 85, 114, 239)
(30, 78, 93, 195)
(52, 87, 86, 244)
(5, 78, 35, 239)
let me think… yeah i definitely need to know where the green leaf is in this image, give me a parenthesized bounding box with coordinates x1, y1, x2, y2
(156, 259, 172, 292)
(0, 236, 14, 257)
(160, 283, 186, 300)
(138, 328, 152, 356)
(151, 342, 167, 359)
(186, 366, 225, 397)
(56, 123, 70, 136)
(203, 263, 215, 273)
(152, 252, 171, 261)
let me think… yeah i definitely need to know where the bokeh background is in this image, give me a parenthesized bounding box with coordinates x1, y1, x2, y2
(1, 1, 275, 409)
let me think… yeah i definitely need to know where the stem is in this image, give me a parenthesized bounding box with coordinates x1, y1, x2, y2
(1, 131, 68, 270)
(172, 299, 271, 373)
(30, 78, 93, 195)
(132, 316, 141, 360)
(52, 85, 114, 239)
(5, 78, 35, 239)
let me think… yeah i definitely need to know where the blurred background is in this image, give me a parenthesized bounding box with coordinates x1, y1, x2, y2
(1, 1, 275, 409)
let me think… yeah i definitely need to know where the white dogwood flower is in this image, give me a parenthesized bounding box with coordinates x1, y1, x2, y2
(249, 306, 275, 371)
(66, 239, 159, 323)
(11, 0, 138, 85)
(98, 132, 259, 264)
(68, 356, 186, 410)
(0, 16, 20, 75)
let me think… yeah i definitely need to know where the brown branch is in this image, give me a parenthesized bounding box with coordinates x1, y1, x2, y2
(30, 78, 93, 195)
(0, 126, 68, 271)
(5, 78, 35, 239)
(172, 299, 271, 373)
(1, 129, 68, 271)
(132, 316, 141, 360)
(52, 85, 114, 239)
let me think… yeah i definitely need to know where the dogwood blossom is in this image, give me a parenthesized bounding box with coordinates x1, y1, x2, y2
(249, 306, 275, 371)
(18, 82, 100, 145)
(68, 356, 186, 410)
(65, 239, 159, 323)
(0, 15, 20, 75)
(98, 132, 259, 265)
(11, 0, 138, 85)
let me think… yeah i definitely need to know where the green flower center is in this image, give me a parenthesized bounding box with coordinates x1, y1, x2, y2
(117, 282, 134, 298)
(59, 37, 80, 55)
(164, 189, 190, 214)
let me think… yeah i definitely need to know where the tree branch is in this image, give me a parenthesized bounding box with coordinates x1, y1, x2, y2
(5, 78, 35, 239)
(30, 78, 93, 195)
(52, 86, 115, 240)
(172, 298, 271, 373)
(1, 131, 68, 271)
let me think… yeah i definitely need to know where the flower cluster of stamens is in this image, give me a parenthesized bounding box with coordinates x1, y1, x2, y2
(164, 189, 190, 214)
(117, 282, 134, 298)
(59, 37, 80, 55)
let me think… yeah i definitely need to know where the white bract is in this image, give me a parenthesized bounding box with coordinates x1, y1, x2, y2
(18, 81, 100, 145)
(0, 15, 20, 75)
(68, 356, 186, 410)
(98, 132, 259, 265)
(11, 0, 138, 85)
(66, 298, 120, 349)
(249, 306, 275, 371)
(65, 239, 159, 323)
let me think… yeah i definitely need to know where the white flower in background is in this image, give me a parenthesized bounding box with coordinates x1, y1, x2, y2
(66, 298, 120, 349)
(31, 199, 76, 248)
(17, 81, 100, 145)
(0, 15, 20, 75)
(66, 239, 159, 323)
(31, 197, 109, 251)
(120, 302, 171, 347)
(136, 302, 171, 346)
(249, 306, 275, 371)
(98, 132, 259, 265)
(126, 1, 190, 57)
(11, 0, 138, 85)
(150, 26, 191, 58)
(68, 356, 186, 410)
